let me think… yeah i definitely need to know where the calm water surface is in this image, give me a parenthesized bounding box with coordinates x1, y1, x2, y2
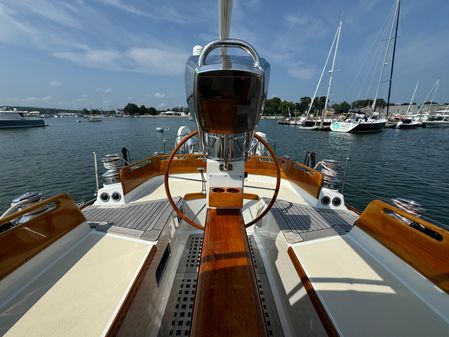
(1, 117, 448, 226)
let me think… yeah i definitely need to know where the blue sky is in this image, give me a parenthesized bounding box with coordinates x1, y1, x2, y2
(0, 0, 448, 110)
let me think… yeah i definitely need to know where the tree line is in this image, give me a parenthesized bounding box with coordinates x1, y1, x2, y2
(80, 97, 448, 117)
(121, 103, 189, 116)
(264, 97, 394, 116)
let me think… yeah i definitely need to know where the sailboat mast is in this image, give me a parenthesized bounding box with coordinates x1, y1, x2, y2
(372, 0, 400, 112)
(417, 79, 439, 118)
(219, 0, 233, 56)
(428, 79, 439, 113)
(406, 80, 419, 115)
(321, 20, 342, 128)
(385, 0, 400, 118)
(305, 24, 339, 120)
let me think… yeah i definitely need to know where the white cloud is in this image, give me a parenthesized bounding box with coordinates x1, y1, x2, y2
(96, 87, 113, 93)
(128, 47, 188, 75)
(76, 94, 89, 102)
(285, 15, 308, 25)
(19, 96, 55, 102)
(54, 48, 123, 68)
(50, 81, 62, 87)
(15, 0, 82, 29)
(96, 0, 190, 24)
(0, 3, 36, 44)
(153, 92, 165, 98)
(158, 103, 166, 108)
(22, 96, 38, 102)
(53, 45, 187, 76)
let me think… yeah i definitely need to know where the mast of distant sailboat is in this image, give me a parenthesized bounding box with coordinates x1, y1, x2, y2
(304, 19, 342, 127)
(385, 0, 400, 118)
(372, 0, 400, 114)
(417, 79, 439, 119)
(320, 19, 342, 128)
(406, 81, 419, 115)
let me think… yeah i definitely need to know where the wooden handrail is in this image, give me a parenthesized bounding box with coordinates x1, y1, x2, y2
(287, 247, 340, 337)
(356, 200, 449, 293)
(120, 154, 206, 195)
(120, 154, 323, 198)
(0, 193, 86, 280)
(190, 208, 268, 337)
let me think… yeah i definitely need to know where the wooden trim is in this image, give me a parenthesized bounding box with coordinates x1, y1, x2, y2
(243, 193, 259, 200)
(106, 245, 157, 337)
(356, 200, 449, 294)
(245, 156, 323, 199)
(0, 194, 86, 280)
(120, 154, 206, 195)
(287, 247, 340, 337)
(191, 208, 268, 337)
(184, 192, 259, 201)
(209, 187, 243, 209)
(120, 154, 323, 199)
(183, 192, 207, 201)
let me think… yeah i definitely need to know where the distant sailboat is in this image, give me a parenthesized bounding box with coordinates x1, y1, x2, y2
(300, 19, 342, 130)
(395, 81, 420, 129)
(331, 0, 401, 133)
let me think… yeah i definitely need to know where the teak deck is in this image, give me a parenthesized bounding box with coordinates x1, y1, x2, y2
(82, 198, 180, 241)
(269, 199, 359, 243)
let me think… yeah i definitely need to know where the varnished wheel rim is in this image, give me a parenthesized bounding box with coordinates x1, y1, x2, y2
(164, 131, 281, 230)
(244, 133, 281, 228)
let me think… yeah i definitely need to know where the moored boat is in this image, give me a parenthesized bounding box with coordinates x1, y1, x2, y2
(423, 106, 449, 127)
(396, 118, 420, 129)
(331, 113, 386, 133)
(0, 108, 45, 129)
(423, 115, 449, 127)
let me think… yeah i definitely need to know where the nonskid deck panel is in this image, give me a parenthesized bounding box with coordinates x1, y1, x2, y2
(158, 234, 283, 337)
(82, 198, 180, 241)
(268, 199, 359, 243)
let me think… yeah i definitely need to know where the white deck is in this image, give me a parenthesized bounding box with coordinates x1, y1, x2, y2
(0, 230, 154, 337)
(2, 170, 448, 337)
(290, 227, 449, 337)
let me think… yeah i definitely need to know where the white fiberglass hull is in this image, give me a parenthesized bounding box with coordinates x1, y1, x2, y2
(423, 121, 449, 128)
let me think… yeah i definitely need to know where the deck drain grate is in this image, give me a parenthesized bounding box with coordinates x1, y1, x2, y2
(168, 277, 196, 336)
(159, 234, 283, 337)
(185, 236, 202, 270)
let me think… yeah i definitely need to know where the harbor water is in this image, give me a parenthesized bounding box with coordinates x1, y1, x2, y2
(1, 117, 448, 227)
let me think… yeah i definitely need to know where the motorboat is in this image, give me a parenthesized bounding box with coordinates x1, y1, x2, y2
(0, 108, 45, 129)
(423, 107, 449, 127)
(1, 2, 449, 337)
(396, 118, 420, 129)
(88, 116, 103, 122)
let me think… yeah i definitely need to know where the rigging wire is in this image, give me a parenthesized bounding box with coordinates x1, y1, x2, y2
(355, 4, 395, 103)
